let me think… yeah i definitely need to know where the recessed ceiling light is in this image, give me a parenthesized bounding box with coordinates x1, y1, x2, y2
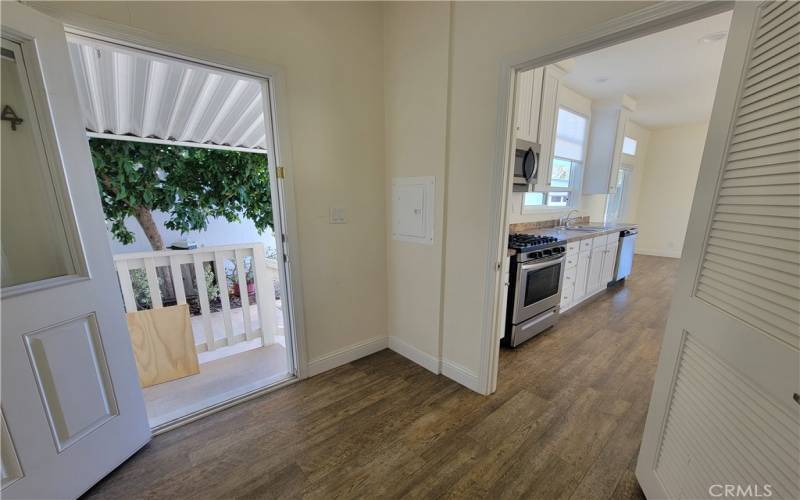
(699, 31, 728, 44)
(595, 77, 609, 83)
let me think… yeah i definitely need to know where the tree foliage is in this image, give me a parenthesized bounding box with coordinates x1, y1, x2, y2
(90, 139, 272, 249)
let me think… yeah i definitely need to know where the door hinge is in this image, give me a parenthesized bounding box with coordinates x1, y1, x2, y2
(276, 166, 285, 179)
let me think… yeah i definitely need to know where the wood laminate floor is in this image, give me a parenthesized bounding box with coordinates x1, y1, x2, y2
(83, 255, 678, 500)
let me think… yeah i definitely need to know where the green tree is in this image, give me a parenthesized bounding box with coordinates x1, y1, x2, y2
(90, 139, 272, 250)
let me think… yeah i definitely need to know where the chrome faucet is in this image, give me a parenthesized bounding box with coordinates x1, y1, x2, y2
(560, 209, 580, 229)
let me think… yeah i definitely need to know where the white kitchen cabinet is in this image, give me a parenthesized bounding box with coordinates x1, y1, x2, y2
(534, 65, 567, 192)
(514, 68, 543, 143)
(586, 244, 606, 294)
(583, 96, 636, 194)
(560, 266, 577, 311)
(601, 242, 618, 286)
(573, 249, 590, 301)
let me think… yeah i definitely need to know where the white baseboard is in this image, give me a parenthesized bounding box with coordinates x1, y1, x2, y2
(306, 335, 388, 377)
(635, 247, 682, 259)
(388, 336, 440, 374)
(440, 358, 482, 393)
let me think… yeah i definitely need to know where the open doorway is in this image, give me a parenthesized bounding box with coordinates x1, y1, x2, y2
(488, 7, 734, 492)
(500, 10, 731, 350)
(65, 34, 296, 430)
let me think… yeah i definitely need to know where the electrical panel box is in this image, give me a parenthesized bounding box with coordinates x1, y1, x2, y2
(392, 176, 434, 245)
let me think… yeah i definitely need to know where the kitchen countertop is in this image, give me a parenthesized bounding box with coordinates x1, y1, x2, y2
(507, 222, 636, 256)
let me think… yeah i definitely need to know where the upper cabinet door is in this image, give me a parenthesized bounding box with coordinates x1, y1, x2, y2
(535, 65, 566, 191)
(514, 68, 543, 143)
(636, 2, 800, 499)
(1, 3, 150, 499)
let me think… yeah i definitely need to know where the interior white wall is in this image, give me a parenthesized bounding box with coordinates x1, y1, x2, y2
(634, 122, 709, 258)
(383, 3, 450, 372)
(35, 1, 388, 365)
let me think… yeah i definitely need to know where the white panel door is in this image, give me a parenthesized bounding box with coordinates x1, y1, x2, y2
(637, 3, 800, 499)
(573, 249, 590, 301)
(1, 4, 150, 499)
(586, 246, 605, 294)
(601, 243, 618, 285)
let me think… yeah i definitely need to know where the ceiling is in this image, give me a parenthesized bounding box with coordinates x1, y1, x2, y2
(561, 11, 733, 129)
(68, 36, 268, 152)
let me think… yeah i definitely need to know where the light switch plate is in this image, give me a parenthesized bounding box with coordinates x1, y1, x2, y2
(329, 207, 346, 224)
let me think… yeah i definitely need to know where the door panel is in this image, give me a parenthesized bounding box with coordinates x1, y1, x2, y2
(636, 3, 800, 499)
(1, 3, 150, 499)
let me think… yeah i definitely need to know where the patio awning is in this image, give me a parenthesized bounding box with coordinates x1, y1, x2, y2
(67, 36, 268, 153)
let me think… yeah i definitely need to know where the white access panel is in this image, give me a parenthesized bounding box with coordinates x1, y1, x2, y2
(392, 176, 434, 245)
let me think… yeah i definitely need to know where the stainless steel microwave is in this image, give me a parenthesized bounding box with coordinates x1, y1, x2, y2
(513, 138, 540, 192)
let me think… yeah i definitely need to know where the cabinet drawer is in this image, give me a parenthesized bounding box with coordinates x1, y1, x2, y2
(563, 266, 578, 284)
(592, 235, 607, 248)
(580, 239, 593, 251)
(565, 252, 579, 269)
(560, 281, 575, 309)
(605, 233, 620, 245)
(567, 241, 580, 254)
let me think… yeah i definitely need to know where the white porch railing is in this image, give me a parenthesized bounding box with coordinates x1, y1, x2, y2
(113, 242, 279, 353)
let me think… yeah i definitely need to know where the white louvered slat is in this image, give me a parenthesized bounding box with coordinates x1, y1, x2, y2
(695, 6, 800, 348)
(655, 335, 800, 500)
(66, 37, 268, 151)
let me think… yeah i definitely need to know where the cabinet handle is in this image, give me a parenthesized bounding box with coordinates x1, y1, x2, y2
(794, 393, 799, 405)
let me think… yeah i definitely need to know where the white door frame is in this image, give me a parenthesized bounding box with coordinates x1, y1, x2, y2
(480, 1, 734, 395)
(28, 5, 311, 400)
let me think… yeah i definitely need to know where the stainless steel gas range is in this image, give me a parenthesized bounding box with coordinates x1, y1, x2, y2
(503, 234, 567, 347)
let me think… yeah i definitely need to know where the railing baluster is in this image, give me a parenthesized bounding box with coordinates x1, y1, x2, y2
(193, 254, 215, 351)
(252, 244, 277, 345)
(234, 249, 253, 340)
(169, 258, 187, 305)
(144, 258, 163, 308)
(214, 252, 235, 346)
(115, 260, 137, 313)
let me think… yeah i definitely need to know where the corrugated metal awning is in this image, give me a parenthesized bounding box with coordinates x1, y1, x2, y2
(67, 36, 268, 152)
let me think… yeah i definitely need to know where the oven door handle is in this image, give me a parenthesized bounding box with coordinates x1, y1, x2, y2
(520, 254, 565, 271)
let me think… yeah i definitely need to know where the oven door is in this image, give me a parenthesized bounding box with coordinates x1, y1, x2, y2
(512, 255, 565, 324)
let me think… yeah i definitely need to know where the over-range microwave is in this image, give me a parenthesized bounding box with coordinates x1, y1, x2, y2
(513, 138, 540, 192)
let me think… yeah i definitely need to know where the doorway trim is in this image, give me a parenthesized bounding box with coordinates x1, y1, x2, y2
(30, 6, 310, 411)
(481, 1, 734, 395)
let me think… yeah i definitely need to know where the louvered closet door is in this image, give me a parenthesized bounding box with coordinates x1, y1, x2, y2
(636, 3, 800, 500)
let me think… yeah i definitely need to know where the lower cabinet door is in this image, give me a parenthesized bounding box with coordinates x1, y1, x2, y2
(602, 243, 618, 285)
(587, 246, 605, 293)
(561, 267, 577, 310)
(574, 250, 590, 300)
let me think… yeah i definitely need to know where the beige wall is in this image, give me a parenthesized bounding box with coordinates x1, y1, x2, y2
(383, 3, 450, 368)
(35, 1, 388, 363)
(635, 122, 709, 258)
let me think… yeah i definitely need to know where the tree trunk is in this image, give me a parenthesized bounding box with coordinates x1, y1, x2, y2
(133, 206, 164, 251)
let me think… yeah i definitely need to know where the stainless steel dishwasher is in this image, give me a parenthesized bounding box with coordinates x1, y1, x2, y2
(612, 228, 638, 282)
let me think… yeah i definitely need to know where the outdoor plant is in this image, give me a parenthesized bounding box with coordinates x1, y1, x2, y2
(90, 139, 273, 250)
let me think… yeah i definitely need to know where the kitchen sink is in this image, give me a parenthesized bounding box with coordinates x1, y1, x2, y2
(564, 225, 616, 232)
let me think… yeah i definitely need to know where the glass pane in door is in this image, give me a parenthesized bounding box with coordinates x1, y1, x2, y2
(1, 39, 76, 288)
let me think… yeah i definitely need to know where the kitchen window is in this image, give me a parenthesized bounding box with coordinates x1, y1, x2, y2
(622, 136, 638, 156)
(524, 107, 588, 210)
